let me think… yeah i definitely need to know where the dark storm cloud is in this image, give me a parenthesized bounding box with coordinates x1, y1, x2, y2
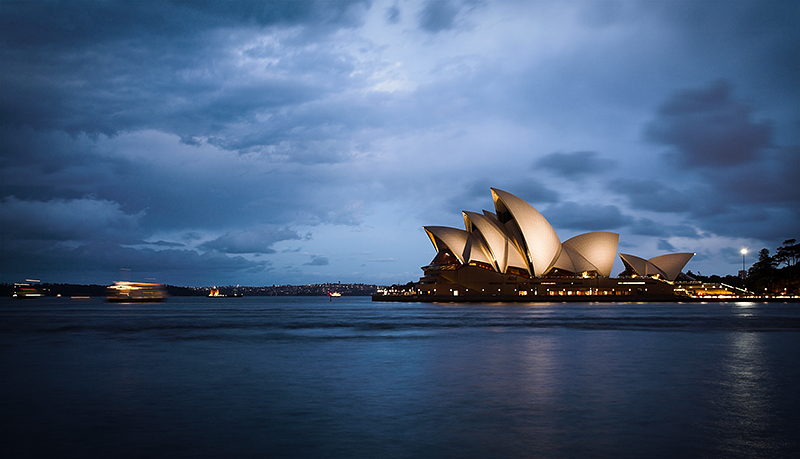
(712, 146, 800, 206)
(645, 80, 771, 167)
(625, 80, 799, 243)
(690, 206, 794, 242)
(544, 202, 629, 232)
(535, 151, 614, 177)
(612, 179, 713, 215)
(655, 1, 800, 94)
(418, 0, 462, 33)
(0, 196, 144, 244)
(200, 226, 305, 254)
(0, 128, 110, 189)
(451, 180, 496, 211)
(629, 218, 700, 239)
(1, 42, 337, 144)
(386, 4, 401, 24)
(0, 129, 369, 236)
(0, 0, 371, 144)
(657, 239, 676, 252)
(614, 147, 797, 221)
(92, 243, 267, 274)
(304, 255, 330, 266)
(149, 241, 186, 248)
(0, 1, 370, 48)
(0, 192, 279, 284)
(613, 162, 797, 242)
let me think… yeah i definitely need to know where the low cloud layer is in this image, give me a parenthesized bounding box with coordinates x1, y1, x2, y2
(536, 151, 614, 178)
(200, 226, 306, 254)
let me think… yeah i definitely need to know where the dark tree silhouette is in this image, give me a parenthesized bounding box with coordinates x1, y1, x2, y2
(775, 239, 798, 276)
(747, 248, 778, 292)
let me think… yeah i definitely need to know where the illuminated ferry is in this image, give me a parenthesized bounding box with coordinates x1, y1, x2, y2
(207, 287, 243, 298)
(107, 281, 167, 302)
(13, 281, 44, 298)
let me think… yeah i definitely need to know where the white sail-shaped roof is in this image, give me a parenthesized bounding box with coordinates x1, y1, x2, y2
(482, 210, 531, 274)
(423, 226, 494, 267)
(464, 232, 495, 267)
(552, 246, 591, 274)
(491, 188, 561, 277)
(482, 210, 500, 225)
(424, 226, 470, 265)
(648, 253, 694, 281)
(463, 211, 530, 275)
(619, 253, 650, 276)
(619, 252, 694, 281)
(463, 211, 502, 271)
(558, 232, 619, 277)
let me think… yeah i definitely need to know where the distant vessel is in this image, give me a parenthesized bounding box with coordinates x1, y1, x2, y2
(207, 287, 243, 298)
(13, 282, 44, 298)
(107, 282, 167, 302)
(329, 292, 341, 297)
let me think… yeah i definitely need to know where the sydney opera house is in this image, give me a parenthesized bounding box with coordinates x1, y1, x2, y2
(379, 188, 695, 301)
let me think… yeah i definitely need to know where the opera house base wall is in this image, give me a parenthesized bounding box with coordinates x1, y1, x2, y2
(372, 293, 797, 303)
(374, 293, 691, 303)
(375, 265, 689, 302)
(420, 265, 674, 296)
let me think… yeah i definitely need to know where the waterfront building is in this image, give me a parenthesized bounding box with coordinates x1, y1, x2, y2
(407, 188, 694, 299)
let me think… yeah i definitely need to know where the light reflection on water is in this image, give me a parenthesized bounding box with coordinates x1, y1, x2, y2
(707, 332, 780, 458)
(1, 297, 798, 458)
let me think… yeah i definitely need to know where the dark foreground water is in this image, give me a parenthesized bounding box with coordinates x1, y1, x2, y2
(1, 297, 798, 459)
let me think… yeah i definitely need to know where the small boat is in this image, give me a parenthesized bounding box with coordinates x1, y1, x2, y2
(107, 282, 167, 302)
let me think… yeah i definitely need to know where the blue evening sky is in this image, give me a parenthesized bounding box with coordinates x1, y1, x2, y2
(1, 1, 798, 286)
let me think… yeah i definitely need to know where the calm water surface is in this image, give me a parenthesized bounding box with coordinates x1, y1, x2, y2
(2, 297, 798, 458)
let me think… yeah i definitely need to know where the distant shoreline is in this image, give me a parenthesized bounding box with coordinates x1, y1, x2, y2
(1, 283, 380, 298)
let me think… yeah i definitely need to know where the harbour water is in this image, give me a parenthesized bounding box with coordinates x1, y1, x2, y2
(1, 297, 798, 458)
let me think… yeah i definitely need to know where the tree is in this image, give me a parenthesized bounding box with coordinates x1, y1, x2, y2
(747, 248, 777, 292)
(772, 239, 799, 292)
(754, 248, 776, 269)
(775, 239, 798, 271)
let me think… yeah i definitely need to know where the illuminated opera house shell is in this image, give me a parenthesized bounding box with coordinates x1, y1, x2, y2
(424, 188, 621, 278)
(619, 253, 695, 282)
